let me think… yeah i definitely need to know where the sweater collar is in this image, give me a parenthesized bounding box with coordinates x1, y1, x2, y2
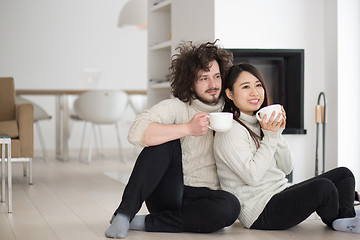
(191, 97, 224, 113)
(239, 112, 258, 125)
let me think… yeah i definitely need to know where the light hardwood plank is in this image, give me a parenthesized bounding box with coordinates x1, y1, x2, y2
(7, 184, 58, 240)
(0, 148, 359, 240)
(0, 208, 16, 240)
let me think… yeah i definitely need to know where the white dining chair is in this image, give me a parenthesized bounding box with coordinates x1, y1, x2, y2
(15, 96, 52, 160)
(68, 68, 103, 155)
(74, 90, 128, 163)
(69, 68, 102, 129)
(128, 94, 148, 114)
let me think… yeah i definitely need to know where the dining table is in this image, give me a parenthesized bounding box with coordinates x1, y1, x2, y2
(16, 89, 147, 161)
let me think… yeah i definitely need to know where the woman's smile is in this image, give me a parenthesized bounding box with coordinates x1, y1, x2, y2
(248, 99, 260, 105)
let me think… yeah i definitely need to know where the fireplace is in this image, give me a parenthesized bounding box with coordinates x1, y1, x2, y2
(226, 49, 306, 134)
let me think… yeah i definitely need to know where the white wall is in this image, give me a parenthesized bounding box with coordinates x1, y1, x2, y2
(214, 0, 327, 183)
(214, 0, 359, 184)
(324, 0, 338, 176)
(1, 0, 359, 185)
(0, 0, 147, 151)
(338, 0, 360, 183)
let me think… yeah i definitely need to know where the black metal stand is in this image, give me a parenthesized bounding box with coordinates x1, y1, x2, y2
(315, 92, 327, 176)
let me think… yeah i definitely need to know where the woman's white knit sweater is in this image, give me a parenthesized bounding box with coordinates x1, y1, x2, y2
(128, 97, 224, 190)
(214, 113, 294, 228)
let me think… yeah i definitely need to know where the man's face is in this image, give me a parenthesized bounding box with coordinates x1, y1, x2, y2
(193, 60, 222, 105)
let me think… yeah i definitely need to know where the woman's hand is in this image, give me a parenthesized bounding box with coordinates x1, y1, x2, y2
(258, 106, 286, 132)
(279, 106, 287, 128)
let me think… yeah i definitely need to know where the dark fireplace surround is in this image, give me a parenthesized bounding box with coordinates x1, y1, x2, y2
(226, 49, 306, 134)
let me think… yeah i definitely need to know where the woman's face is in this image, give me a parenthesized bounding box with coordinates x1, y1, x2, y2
(226, 71, 265, 115)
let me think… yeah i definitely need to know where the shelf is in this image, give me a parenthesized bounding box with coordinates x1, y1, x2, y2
(150, 40, 172, 51)
(149, 81, 171, 89)
(148, 0, 172, 105)
(151, 0, 171, 12)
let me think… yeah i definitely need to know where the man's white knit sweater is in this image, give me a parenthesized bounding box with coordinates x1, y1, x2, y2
(214, 113, 294, 228)
(128, 97, 224, 190)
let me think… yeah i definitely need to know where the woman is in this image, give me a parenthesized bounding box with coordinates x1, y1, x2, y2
(214, 63, 360, 233)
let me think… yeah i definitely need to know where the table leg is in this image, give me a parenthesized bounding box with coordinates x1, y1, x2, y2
(55, 95, 70, 161)
(56, 96, 61, 159)
(7, 142, 12, 213)
(62, 95, 70, 161)
(1, 143, 5, 203)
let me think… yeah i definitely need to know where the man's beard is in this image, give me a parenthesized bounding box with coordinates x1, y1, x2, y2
(195, 89, 220, 105)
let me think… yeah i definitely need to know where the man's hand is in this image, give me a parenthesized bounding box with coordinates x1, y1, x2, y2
(143, 112, 211, 146)
(187, 112, 210, 136)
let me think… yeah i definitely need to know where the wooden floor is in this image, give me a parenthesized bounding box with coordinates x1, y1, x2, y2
(1, 148, 359, 240)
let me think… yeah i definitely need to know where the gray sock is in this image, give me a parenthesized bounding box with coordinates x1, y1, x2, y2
(356, 209, 360, 217)
(109, 214, 115, 224)
(105, 214, 130, 238)
(130, 215, 146, 231)
(332, 216, 360, 234)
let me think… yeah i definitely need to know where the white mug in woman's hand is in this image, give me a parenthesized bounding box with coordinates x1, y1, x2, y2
(256, 104, 283, 123)
(207, 112, 233, 132)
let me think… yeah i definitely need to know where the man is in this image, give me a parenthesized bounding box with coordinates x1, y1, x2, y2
(105, 40, 240, 238)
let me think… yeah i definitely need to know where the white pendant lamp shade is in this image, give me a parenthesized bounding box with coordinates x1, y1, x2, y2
(118, 0, 147, 29)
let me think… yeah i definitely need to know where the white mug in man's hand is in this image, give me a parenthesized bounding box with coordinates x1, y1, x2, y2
(256, 104, 283, 123)
(207, 112, 233, 132)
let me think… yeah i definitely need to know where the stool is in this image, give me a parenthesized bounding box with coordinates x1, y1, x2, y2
(0, 133, 12, 213)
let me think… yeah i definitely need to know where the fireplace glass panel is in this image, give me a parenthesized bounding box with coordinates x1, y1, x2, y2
(227, 49, 306, 134)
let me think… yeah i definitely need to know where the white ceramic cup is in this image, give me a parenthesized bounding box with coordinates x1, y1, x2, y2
(256, 104, 283, 123)
(207, 112, 233, 132)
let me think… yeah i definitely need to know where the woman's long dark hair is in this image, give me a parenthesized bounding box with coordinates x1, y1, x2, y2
(223, 63, 272, 148)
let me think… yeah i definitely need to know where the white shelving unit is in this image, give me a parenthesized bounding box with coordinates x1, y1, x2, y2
(150, 40, 171, 51)
(147, 0, 215, 107)
(151, 0, 171, 11)
(149, 81, 171, 89)
(147, 0, 172, 107)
